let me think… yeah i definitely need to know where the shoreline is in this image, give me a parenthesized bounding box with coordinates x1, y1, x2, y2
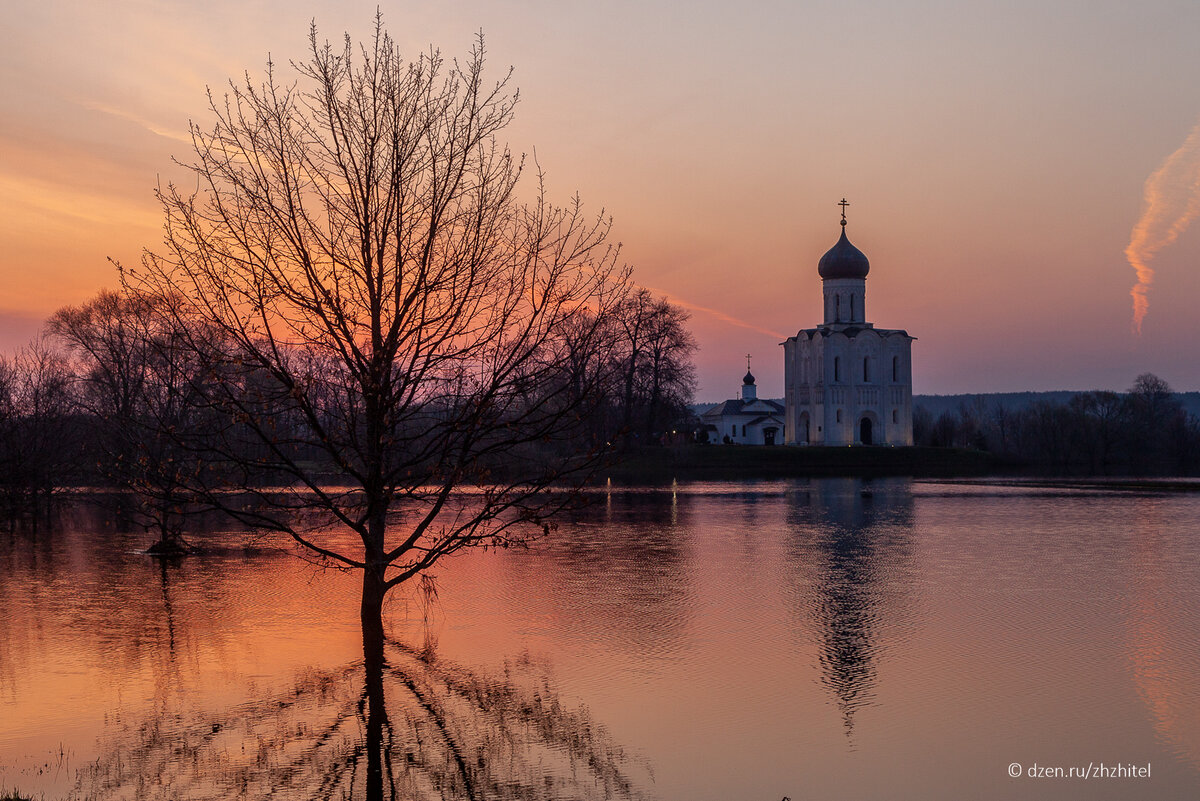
(601, 444, 998, 483)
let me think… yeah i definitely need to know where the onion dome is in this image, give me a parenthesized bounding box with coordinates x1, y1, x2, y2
(817, 226, 870, 280)
(743, 370, 755, 386)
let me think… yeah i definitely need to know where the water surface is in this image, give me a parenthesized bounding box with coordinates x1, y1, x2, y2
(1, 479, 1198, 799)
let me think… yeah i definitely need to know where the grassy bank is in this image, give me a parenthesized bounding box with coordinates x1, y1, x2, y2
(601, 445, 997, 483)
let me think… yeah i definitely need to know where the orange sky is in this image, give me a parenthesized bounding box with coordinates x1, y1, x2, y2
(3, 0, 1200, 398)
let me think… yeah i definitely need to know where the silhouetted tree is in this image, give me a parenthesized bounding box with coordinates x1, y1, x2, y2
(0, 339, 78, 528)
(119, 12, 628, 709)
(912, 373, 1200, 476)
(116, 23, 634, 793)
(1124, 373, 1183, 474)
(640, 295, 697, 441)
(1068, 390, 1124, 474)
(928, 411, 958, 448)
(610, 289, 696, 446)
(49, 290, 214, 550)
(911, 404, 933, 447)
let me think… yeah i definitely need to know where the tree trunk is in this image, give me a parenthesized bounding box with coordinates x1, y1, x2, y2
(361, 567, 388, 801)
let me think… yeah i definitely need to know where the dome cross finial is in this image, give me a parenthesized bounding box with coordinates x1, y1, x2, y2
(839, 198, 849, 227)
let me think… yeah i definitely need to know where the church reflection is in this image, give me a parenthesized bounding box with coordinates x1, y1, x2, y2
(784, 478, 915, 738)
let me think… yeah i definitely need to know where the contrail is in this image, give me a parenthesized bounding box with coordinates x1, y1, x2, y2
(643, 286, 787, 341)
(1125, 118, 1200, 334)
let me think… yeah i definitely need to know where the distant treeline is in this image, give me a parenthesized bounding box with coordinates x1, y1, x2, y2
(913, 390, 1200, 421)
(698, 377, 1200, 476)
(911, 374, 1200, 475)
(0, 288, 698, 532)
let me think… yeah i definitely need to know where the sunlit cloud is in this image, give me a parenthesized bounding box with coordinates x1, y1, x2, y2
(1125, 118, 1200, 334)
(643, 286, 787, 340)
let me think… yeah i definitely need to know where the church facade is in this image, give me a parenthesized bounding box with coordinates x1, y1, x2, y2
(782, 209, 914, 446)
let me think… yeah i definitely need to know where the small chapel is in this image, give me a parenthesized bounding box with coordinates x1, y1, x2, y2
(782, 201, 915, 446)
(701, 359, 786, 445)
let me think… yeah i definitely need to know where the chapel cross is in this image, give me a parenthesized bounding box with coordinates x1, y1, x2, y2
(746, 353, 752, 372)
(839, 198, 849, 226)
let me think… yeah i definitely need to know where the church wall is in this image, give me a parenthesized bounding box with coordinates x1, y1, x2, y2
(823, 333, 850, 445)
(783, 338, 797, 443)
(784, 328, 913, 446)
(882, 337, 914, 445)
(785, 333, 826, 445)
(708, 411, 785, 445)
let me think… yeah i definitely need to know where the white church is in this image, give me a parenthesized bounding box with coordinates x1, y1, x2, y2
(781, 203, 915, 446)
(700, 362, 786, 445)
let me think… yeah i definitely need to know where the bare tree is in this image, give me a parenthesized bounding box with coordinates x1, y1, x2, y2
(1068, 390, 1124, 474)
(639, 295, 697, 441)
(613, 288, 658, 444)
(0, 338, 78, 528)
(1125, 372, 1184, 474)
(49, 290, 214, 551)
(119, 17, 628, 646)
(117, 22, 631, 793)
(610, 289, 697, 446)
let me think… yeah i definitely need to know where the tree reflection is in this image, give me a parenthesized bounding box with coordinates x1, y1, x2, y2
(70, 629, 651, 801)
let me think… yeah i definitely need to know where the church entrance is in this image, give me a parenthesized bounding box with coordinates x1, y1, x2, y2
(764, 427, 777, 446)
(859, 417, 873, 445)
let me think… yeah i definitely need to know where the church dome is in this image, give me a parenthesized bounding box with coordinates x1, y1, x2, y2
(818, 226, 870, 280)
(743, 370, 755, 386)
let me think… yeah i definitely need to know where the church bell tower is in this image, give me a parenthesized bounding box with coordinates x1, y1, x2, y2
(819, 198, 870, 327)
(782, 199, 916, 446)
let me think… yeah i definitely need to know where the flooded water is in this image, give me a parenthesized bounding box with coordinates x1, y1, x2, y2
(2, 479, 1199, 800)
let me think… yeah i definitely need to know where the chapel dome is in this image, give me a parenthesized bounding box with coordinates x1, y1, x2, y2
(743, 370, 756, 386)
(818, 226, 870, 280)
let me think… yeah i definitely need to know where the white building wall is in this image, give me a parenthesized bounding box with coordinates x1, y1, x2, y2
(783, 328, 913, 446)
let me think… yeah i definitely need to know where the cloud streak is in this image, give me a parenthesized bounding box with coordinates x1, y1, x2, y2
(1125, 119, 1200, 334)
(78, 100, 193, 144)
(643, 286, 787, 341)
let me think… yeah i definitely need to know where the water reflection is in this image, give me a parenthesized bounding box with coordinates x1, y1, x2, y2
(517, 490, 695, 658)
(784, 479, 916, 736)
(70, 638, 651, 801)
(7, 484, 1200, 800)
(1125, 497, 1200, 770)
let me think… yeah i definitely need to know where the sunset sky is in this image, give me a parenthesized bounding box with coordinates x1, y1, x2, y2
(3, 0, 1200, 399)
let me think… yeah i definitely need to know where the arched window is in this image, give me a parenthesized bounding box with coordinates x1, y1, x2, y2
(850, 294, 855, 320)
(834, 356, 841, 382)
(892, 356, 899, 382)
(742, 424, 747, 437)
(892, 409, 899, 424)
(836, 409, 843, 423)
(835, 295, 841, 321)
(863, 357, 870, 382)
